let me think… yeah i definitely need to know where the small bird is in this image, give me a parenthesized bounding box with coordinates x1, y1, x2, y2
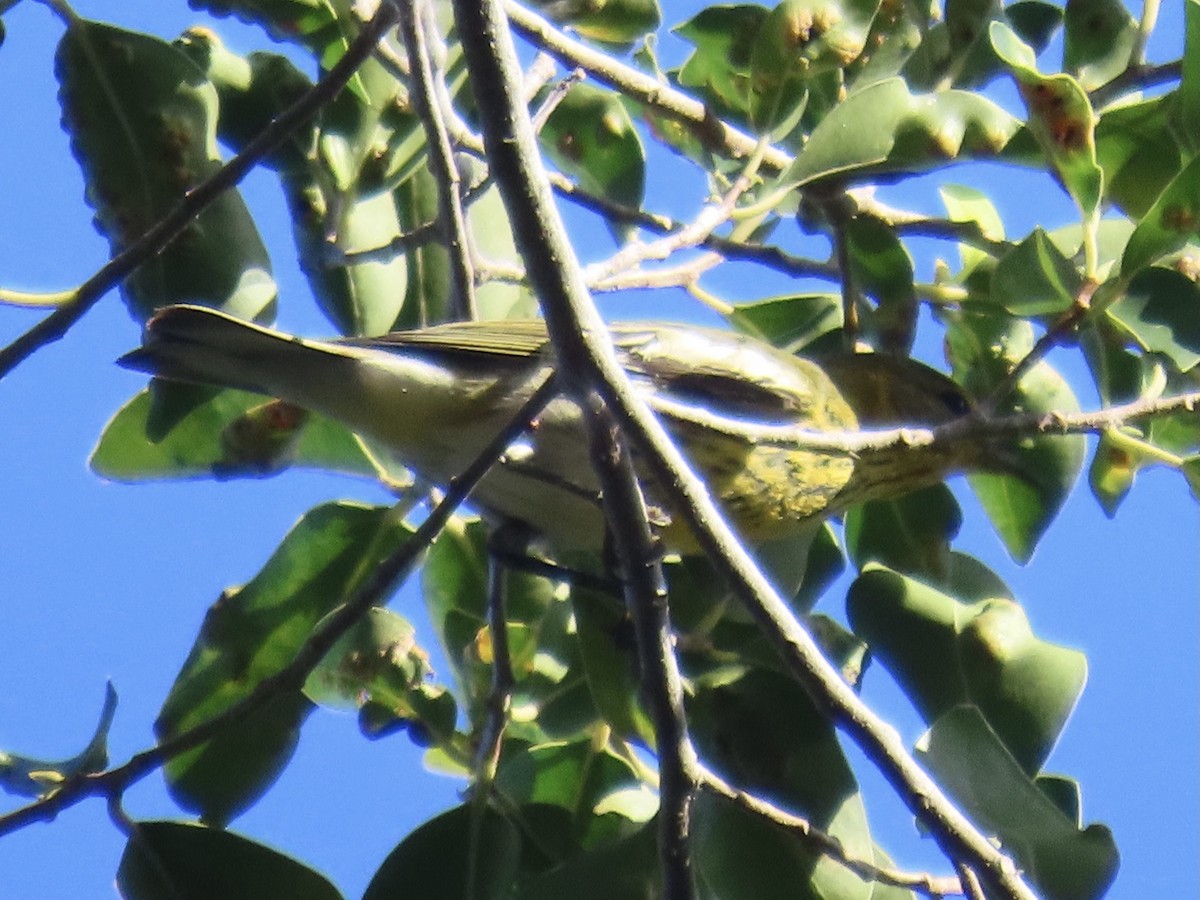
(121, 305, 994, 551)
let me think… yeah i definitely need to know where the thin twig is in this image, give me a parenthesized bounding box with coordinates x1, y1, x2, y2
(0, 4, 402, 381)
(530, 69, 585, 132)
(649, 387, 1200, 456)
(0, 374, 559, 841)
(504, 0, 788, 172)
(583, 174, 753, 286)
(1089, 59, 1182, 107)
(398, 0, 477, 320)
(450, 1, 1037, 897)
(698, 768, 964, 897)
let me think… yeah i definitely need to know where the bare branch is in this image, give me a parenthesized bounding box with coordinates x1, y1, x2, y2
(698, 768, 964, 897)
(449, 1, 1038, 896)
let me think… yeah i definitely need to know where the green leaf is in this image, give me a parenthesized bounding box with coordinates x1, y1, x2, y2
(157, 502, 412, 824)
(1109, 267, 1200, 372)
(844, 483, 962, 582)
(729, 293, 844, 353)
(746, 0, 879, 134)
(572, 585, 653, 744)
(364, 804, 520, 900)
(1120, 154, 1200, 275)
(175, 32, 315, 175)
(1087, 430, 1139, 517)
(1062, 0, 1137, 91)
(675, 5, 770, 124)
(495, 741, 645, 835)
(55, 20, 274, 322)
(118, 821, 342, 900)
(689, 668, 862, 826)
(848, 567, 1088, 774)
(845, 215, 917, 352)
(541, 83, 645, 243)
(783, 76, 1021, 188)
(0, 683, 116, 799)
(304, 606, 422, 708)
(515, 818, 660, 900)
(89, 385, 382, 483)
(903, 0, 1063, 92)
(946, 311, 1085, 561)
(991, 21, 1102, 218)
(939, 183, 1006, 275)
(917, 707, 1119, 899)
(1094, 95, 1182, 219)
(1173, 0, 1200, 154)
(991, 228, 1083, 315)
(693, 789, 895, 900)
(530, 0, 661, 46)
(188, 0, 365, 85)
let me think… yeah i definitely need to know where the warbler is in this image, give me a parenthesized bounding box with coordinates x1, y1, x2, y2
(121, 305, 995, 551)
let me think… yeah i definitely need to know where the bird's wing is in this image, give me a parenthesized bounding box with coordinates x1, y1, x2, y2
(346, 319, 553, 359)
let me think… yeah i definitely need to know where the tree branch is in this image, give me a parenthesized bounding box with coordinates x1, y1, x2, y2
(0, 4, 402, 380)
(448, 1, 1037, 897)
(697, 768, 964, 897)
(0, 374, 559, 841)
(584, 395, 698, 900)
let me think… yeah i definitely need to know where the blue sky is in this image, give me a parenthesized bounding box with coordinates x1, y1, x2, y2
(0, 1, 1195, 897)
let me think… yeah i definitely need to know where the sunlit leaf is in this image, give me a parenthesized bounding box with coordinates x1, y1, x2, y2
(541, 83, 646, 243)
(90, 385, 382, 483)
(156, 502, 413, 824)
(56, 19, 274, 321)
(917, 707, 1119, 899)
(991, 228, 1082, 315)
(849, 566, 1087, 774)
(1063, 0, 1137, 90)
(1120, 155, 1200, 275)
(783, 76, 1022, 188)
(991, 21, 1102, 218)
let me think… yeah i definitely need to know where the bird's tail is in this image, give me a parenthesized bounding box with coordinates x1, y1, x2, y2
(119, 304, 359, 401)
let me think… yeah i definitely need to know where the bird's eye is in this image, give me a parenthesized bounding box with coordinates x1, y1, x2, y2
(940, 390, 972, 417)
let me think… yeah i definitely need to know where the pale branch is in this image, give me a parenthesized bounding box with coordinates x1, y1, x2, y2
(523, 52, 559, 103)
(582, 173, 752, 286)
(503, 0, 787, 172)
(0, 4, 402, 381)
(0, 374, 560, 842)
(584, 394, 699, 900)
(697, 768, 964, 898)
(588, 252, 724, 295)
(530, 68, 585, 132)
(650, 389, 1200, 456)
(956, 862, 989, 900)
(397, 0, 477, 320)
(449, 1, 1037, 897)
